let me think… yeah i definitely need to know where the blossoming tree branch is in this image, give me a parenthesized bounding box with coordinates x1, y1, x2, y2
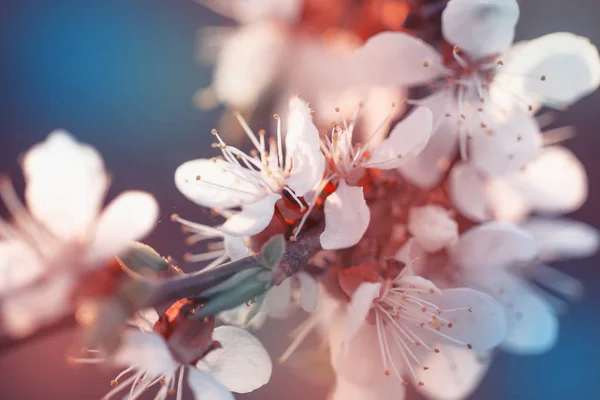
(1, 0, 599, 399)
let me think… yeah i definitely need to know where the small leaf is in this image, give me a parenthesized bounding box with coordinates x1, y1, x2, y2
(260, 234, 286, 269)
(198, 267, 263, 298)
(244, 294, 266, 326)
(117, 242, 169, 274)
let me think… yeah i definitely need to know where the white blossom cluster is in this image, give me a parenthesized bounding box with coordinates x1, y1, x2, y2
(1, 0, 599, 399)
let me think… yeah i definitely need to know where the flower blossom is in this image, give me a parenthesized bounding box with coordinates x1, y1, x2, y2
(350, 0, 600, 187)
(319, 106, 433, 249)
(325, 261, 506, 400)
(77, 307, 272, 400)
(175, 98, 324, 237)
(0, 131, 159, 337)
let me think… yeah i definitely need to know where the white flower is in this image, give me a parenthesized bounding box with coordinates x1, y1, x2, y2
(175, 98, 325, 237)
(319, 107, 433, 250)
(0, 131, 159, 337)
(351, 0, 600, 187)
(327, 268, 505, 399)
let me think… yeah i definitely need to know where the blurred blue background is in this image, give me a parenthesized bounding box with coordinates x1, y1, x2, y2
(0, 0, 599, 399)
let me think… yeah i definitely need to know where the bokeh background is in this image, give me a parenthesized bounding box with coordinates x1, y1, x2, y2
(0, 0, 599, 398)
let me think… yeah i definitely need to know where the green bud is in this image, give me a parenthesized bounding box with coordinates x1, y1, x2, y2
(198, 267, 263, 298)
(117, 242, 169, 274)
(259, 234, 286, 269)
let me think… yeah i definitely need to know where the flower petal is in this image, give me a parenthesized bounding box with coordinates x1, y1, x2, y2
(201, 0, 301, 24)
(368, 107, 433, 169)
(442, 0, 519, 56)
(23, 131, 109, 241)
(320, 181, 370, 250)
(430, 288, 507, 352)
(219, 193, 281, 236)
(223, 235, 249, 261)
(218, 303, 267, 330)
(520, 218, 599, 261)
(448, 162, 489, 222)
(333, 376, 406, 400)
(342, 282, 381, 345)
(408, 205, 459, 253)
(112, 330, 178, 375)
(496, 32, 600, 109)
(349, 32, 446, 87)
(509, 146, 587, 214)
(187, 367, 235, 400)
(485, 177, 531, 221)
(175, 158, 264, 209)
(262, 277, 293, 318)
(415, 346, 491, 400)
(213, 23, 287, 109)
(0, 240, 45, 292)
(201, 325, 272, 393)
(452, 222, 539, 270)
(298, 271, 319, 313)
(86, 191, 159, 265)
(285, 98, 325, 196)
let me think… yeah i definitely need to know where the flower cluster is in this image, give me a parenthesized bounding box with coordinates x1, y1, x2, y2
(0, 0, 599, 400)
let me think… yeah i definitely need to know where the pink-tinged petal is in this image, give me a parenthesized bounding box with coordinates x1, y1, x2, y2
(449, 162, 489, 222)
(129, 308, 160, 332)
(298, 271, 319, 313)
(415, 346, 491, 400)
(332, 376, 406, 400)
(200, 0, 301, 24)
(187, 367, 235, 400)
(510, 146, 587, 214)
(201, 325, 272, 393)
(452, 222, 539, 270)
(223, 235, 249, 261)
(23, 131, 109, 241)
(485, 177, 531, 221)
(468, 108, 542, 177)
(442, 0, 519, 56)
(263, 277, 293, 318)
(320, 181, 370, 250)
(175, 158, 264, 209)
(0, 240, 45, 292)
(285, 98, 325, 196)
(213, 23, 287, 109)
(398, 92, 459, 189)
(520, 218, 599, 261)
(112, 330, 178, 375)
(86, 191, 159, 265)
(342, 282, 381, 345)
(368, 107, 433, 169)
(349, 32, 446, 87)
(430, 288, 507, 352)
(472, 270, 558, 355)
(219, 193, 281, 236)
(408, 205, 458, 253)
(496, 32, 600, 110)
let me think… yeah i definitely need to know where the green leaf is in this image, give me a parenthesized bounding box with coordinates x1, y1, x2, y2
(244, 293, 266, 326)
(197, 267, 263, 298)
(117, 242, 169, 274)
(260, 234, 286, 269)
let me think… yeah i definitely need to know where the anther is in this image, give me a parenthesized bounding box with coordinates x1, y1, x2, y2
(445, 113, 451, 118)
(516, 136, 522, 142)
(274, 114, 280, 120)
(453, 45, 460, 53)
(421, 307, 427, 312)
(497, 60, 504, 65)
(397, 154, 403, 159)
(448, 322, 453, 328)
(384, 369, 391, 376)
(170, 214, 180, 222)
(541, 75, 546, 81)
(211, 128, 217, 135)
(434, 348, 440, 353)
(468, 308, 473, 312)
(467, 344, 473, 350)
(110, 380, 119, 387)
(423, 366, 429, 371)
(423, 60, 430, 67)
(460, 114, 466, 120)
(401, 381, 409, 387)
(528, 105, 533, 112)
(418, 381, 425, 387)
(480, 123, 487, 128)
(335, 107, 340, 112)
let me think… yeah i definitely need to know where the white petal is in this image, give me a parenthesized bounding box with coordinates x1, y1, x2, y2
(320, 181, 370, 250)
(349, 32, 446, 87)
(202, 0, 301, 24)
(187, 367, 235, 400)
(218, 303, 267, 330)
(468, 108, 542, 177)
(285, 98, 325, 195)
(485, 177, 531, 222)
(213, 23, 287, 109)
(431, 288, 507, 352)
(368, 107, 433, 169)
(129, 308, 160, 332)
(452, 222, 539, 270)
(223, 235, 249, 261)
(520, 218, 599, 261)
(201, 325, 272, 393)
(333, 376, 406, 400)
(112, 330, 178, 375)
(398, 92, 459, 189)
(472, 270, 558, 355)
(510, 146, 587, 214)
(448, 162, 489, 222)
(263, 277, 293, 318)
(23, 131, 109, 241)
(298, 272, 319, 313)
(442, 0, 519, 56)
(496, 32, 600, 109)
(408, 205, 458, 252)
(219, 193, 280, 236)
(0, 240, 45, 292)
(86, 191, 159, 265)
(342, 282, 381, 345)
(415, 346, 491, 400)
(175, 158, 264, 209)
